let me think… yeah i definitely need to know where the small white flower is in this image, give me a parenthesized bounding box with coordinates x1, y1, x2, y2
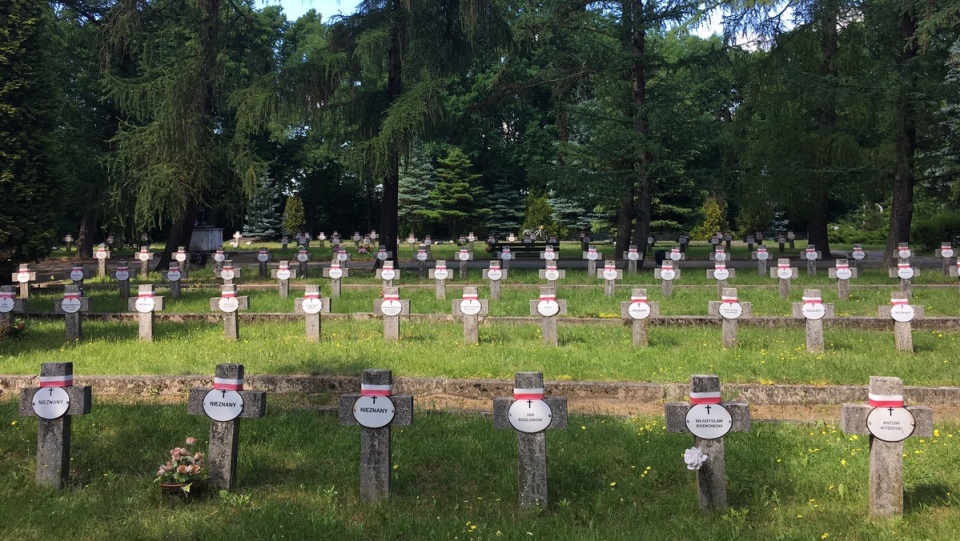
(684, 447, 708, 470)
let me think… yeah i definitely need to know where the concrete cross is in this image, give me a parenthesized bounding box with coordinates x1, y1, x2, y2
(787, 229, 796, 249)
(352, 231, 362, 250)
(54, 285, 89, 341)
(888, 259, 918, 297)
(466, 231, 476, 251)
(791, 289, 834, 353)
(213, 248, 226, 270)
(187, 364, 266, 490)
(529, 287, 567, 346)
(94, 243, 111, 278)
(128, 284, 165, 342)
(114, 260, 135, 300)
(416, 244, 431, 278)
(334, 245, 351, 266)
(407, 234, 417, 250)
(452, 286, 488, 344)
(620, 288, 659, 347)
(215, 259, 242, 285)
(19, 362, 92, 489)
(666, 245, 685, 267)
(582, 245, 602, 278)
(802, 245, 822, 276)
(374, 287, 410, 342)
(678, 235, 689, 253)
(0, 285, 25, 331)
(752, 245, 770, 277)
(12, 263, 36, 300)
(295, 285, 331, 342)
(539, 260, 566, 285)
(281, 235, 289, 250)
(376, 260, 400, 288)
(707, 288, 752, 349)
(493, 372, 568, 508)
(712, 245, 728, 265)
(746, 235, 755, 254)
(164, 262, 183, 298)
(209, 284, 250, 341)
(338, 369, 413, 502)
(770, 258, 798, 298)
(540, 245, 559, 265)
(68, 264, 87, 290)
(850, 243, 867, 273)
(950, 257, 960, 290)
(136, 247, 154, 276)
(296, 247, 310, 278)
(891, 242, 912, 262)
(482, 261, 507, 301)
(724, 233, 733, 252)
(654, 260, 680, 298)
(840, 376, 933, 517)
(665, 374, 751, 511)
(623, 244, 643, 274)
(257, 248, 271, 279)
(456, 246, 473, 278)
(707, 261, 736, 297)
(878, 291, 924, 352)
(174, 246, 190, 280)
(935, 242, 954, 276)
(499, 245, 513, 271)
(597, 260, 623, 297)
(428, 260, 450, 299)
(323, 259, 349, 298)
(271, 260, 297, 298)
(777, 234, 786, 253)
(828, 259, 858, 300)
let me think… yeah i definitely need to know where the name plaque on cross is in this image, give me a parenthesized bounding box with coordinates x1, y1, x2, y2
(530, 287, 567, 346)
(210, 285, 250, 341)
(54, 285, 90, 341)
(453, 286, 488, 344)
(375, 287, 410, 342)
(893, 242, 912, 261)
(624, 245, 642, 273)
(377, 260, 399, 284)
(936, 242, 954, 276)
(771, 258, 798, 298)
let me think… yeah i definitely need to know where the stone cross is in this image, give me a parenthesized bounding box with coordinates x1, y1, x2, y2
(950, 257, 960, 289)
(582, 245, 601, 278)
(466, 231, 476, 251)
(12, 263, 36, 300)
(187, 364, 266, 490)
(597, 260, 622, 297)
(482, 261, 507, 300)
(334, 245, 351, 266)
(707, 261, 735, 298)
(452, 286, 488, 345)
(209, 284, 250, 341)
(540, 245, 559, 265)
(257, 248, 270, 279)
(787, 229, 796, 249)
(802, 245, 821, 276)
(215, 260, 242, 286)
(128, 284, 165, 342)
(376, 260, 399, 288)
(791, 289, 834, 353)
(679, 235, 689, 253)
(888, 259, 918, 296)
(338, 369, 413, 501)
(935, 242, 954, 276)
(654, 260, 680, 297)
(323, 259, 349, 298)
(751, 245, 770, 277)
(665, 374, 751, 511)
(163, 262, 182, 298)
(850, 243, 867, 273)
(428, 260, 450, 300)
(407, 233, 417, 250)
(271, 260, 296, 298)
(424, 235, 433, 250)
(19, 362, 92, 489)
(770, 258, 798, 298)
(352, 231, 362, 250)
(294, 285, 331, 341)
(878, 292, 924, 352)
(69, 264, 87, 289)
(114, 260, 135, 300)
(415, 244, 431, 278)
(64, 233, 74, 253)
(539, 260, 565, 285)
(840, 376, 933, 517)
(377, 246, 393, 264)
(174, 246, 189, 280)
(456, 246, 473, 278)
(724, 233, 733, 252)
(623, 245, 643, 274)
(777, 234, 786, 253)
(828, 259, 857, 300)
(499, 245, 513, 271)
(136, 247, 154, 276)
(746, 235, 754, 254)
(529, 287, 567, 347)
(0, 285, 25, 331)
(891, 242, 912, 262)
(54, 285, 89, 341)
(232, 230, 242, 247)
(666, 245, 685, 268)
(712, 245, 727, 265)
(374, 287, 410, 342)
(281, 235, 289, 250)
(296, 247, 310, 278)
(620, 288, 659, 347)
(213, 248, 226, 270)
(493, 372, 568, 508)
(707, 288, 752, 349)
(94, 243, 110, 278)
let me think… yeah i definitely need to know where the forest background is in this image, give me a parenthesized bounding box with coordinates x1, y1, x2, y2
(1, 0, 959, 276)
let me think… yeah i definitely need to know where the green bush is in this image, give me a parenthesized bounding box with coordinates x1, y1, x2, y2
(912, 212, 960, 251)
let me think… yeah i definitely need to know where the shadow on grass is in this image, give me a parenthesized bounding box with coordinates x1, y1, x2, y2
(905, 483, 953, 512)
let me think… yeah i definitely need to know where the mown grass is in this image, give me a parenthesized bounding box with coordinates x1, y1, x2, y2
(1, 401, 958, 540)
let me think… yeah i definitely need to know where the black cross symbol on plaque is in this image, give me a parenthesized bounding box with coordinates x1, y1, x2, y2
(221, 390, 227, 399)
(705, 405, 712, 414)
(371, 396, 378, 404)
(888, 407, 895, 415)
(527, 399, 533, 407)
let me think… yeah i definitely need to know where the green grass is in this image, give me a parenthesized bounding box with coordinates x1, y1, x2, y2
(1, 402, 958, 540)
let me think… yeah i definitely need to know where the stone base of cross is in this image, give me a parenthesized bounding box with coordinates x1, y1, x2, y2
(18, 362, 92, 489)
(323, 261, 349, 298)
(493, 372, 568, 508)
(665, 374, 751, 511)
(128, 284, 165, 342)
(452, 286, 489, 344)
(770, 259, 798, 298)
(338, 369, 413, 501)
(878, 292, 924, 352)
(791, 289, 834, 353)
(12, 263, 36, 300)
(707, 288, 752, 348)
(54, 285, 90, 342)
(597, 260, 622, 297)
(187, 364, 266, 490)
(271, 261, 297, 298)
(529, 287, 567, 346)
(209, 285, 250, 341)
(620, 288, 659, 347)
(888, 259, 918, 297)
(828, 258, 857, 300)
(294, 285, 331, 341)
(840, 376, 933, 517)
(374, 287, 410, 342)
(655, 262, 680, 297)
(482, 263, 507, 300)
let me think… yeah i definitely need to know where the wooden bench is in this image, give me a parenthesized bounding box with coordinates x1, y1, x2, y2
(487, 241, 548, 258)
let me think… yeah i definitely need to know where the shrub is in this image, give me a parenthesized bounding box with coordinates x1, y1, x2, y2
(912, 212, 960, 251)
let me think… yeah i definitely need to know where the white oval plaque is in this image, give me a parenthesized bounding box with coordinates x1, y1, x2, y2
(202, 389, 244, 422)
(835, 268, 852, 280)
(544, 269, 560, 281)
(714, 252, 726, 262)
(70, 269, 84, 281)
(866, 407, 916, 442)
(0, 297, 14, 313)
(801, 303, 826, 320)
(756, 251, 769, 261)
(61, 297, 82, 314)
(508, 399, 553, 433)
(337, 252, 349, 262)
(898, 249, 911, 259)
(257, 253, 269, 262)
(602, 269, 618, 281)
(434, 269, 449, 280)
(95, 250, 108, 260)
(32, 387, 70, 420)
(537, 300, 560, 317)
(713, 268, 729, 281)
(218, 297, 239, 313)
(669, 251, 681, 261)
(175, 252, 187, 262)
(805, 251, 818, 261)
(718, 302, 742, 320)
(487, 269, 502, 281)
(586, 252, 598, 261)
(897, 267, 914, 280)
(301, 297, 323, 315)
(167, 270, 181, 282)
(628, 251, 640, 261)
(381, 299, 402, 317)
(416, 252, 428, 261)
(543, 251, 555, 261)
(329, 267, 343, 279)
(17, 272, 31, 283)
(890, 304, 915, 323)
(115, 270, 129, 281)
(660, 269, 676, 281)
(138, 252, 150, 262)
(852, 250, 865, 260)
(353, 395, 395, 428)
(378, 251, 389, 261)
(297, 253, 309, 262)
(501, 252, 513, 261)
(276, 269, 291, 281)
(135, 296, 155, 313)
(381, 269, 396, 281)
(628, 301, 651, 320)
(942, 248, 955, 259)
(214, 253, 225, 263)
(460, 299, 482, 316)
(777, 267, 793, 280)
(458, 251, 470, 261)
(685, 403, 733, 440)
(220, 269, 235, 281)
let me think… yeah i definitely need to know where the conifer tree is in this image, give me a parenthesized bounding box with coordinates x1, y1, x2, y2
(283, 196, 306, 236)
(243, 175, 282, 238)
(422, 148, 490, 237)
(398, 150, 437, 237)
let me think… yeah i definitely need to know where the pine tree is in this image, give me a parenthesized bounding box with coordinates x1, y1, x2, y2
(422, 148, 490, 237)
(282, 196, 306, 236)
(398, 150, 437, 237)
(243, 175, 282, 238)
(486, 176, 524, 238)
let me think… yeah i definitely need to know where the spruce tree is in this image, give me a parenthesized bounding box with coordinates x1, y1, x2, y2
(283, 196, 306, 236)
(398, 150, 437, 237)
(243, 175, 282, 238)
(486, 176, 524, 238)
(422, 148, 490, 237)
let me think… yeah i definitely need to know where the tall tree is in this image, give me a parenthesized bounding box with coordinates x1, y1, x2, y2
(422, 147, 490, 237)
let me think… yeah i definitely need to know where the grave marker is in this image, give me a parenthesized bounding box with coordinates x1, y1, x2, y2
(294, 285, 331, 341)
(802, 244, 821, 276)
(456, 246, 473, 278)
(452, 286, 488, 344)
(751, 245, 770, 276)
(667, 245, 685, 266)
(69, 264, 87, 290)
(128, 284, 165, 342)
(888, 259, 918, 296)
(707, 261, 735, 297)
(215, 259, 241, 285)
(950, 257, 960, 288)
(164, 262, 183, 298)
(713, 245, 727, 263)
(94, 243, 110, 277)
(777, 234, 786, 253)
(12, 263, 36, 300)
(679, 235, 689, 253)
(707, 288, 752, 348)
(335, 245, 351, 264)
(654, 260, 680, 297)
(213, 248, 226, 270)
(935, 242, 954, 276)
(407, 233, 417, 250)
(828, 259, 857, 300)
(746, 235, 755, 254)
(377, 246, 393, 264)
(664, 374, 751, 511)
(209, 284, 250, 341)
(891, 242, 912, 261)
(582, 245, 601, 278)
(540, 245, 559, 263)
(136, 247, 154, 276)
(54, 285, 89, 341)
(281, 235, 289, 250)
(296, 247, 310, 278)
(374, 287, 409, 342)
(840, 376, 933, 517)
(790, 289, 834, 353)
(270, 260, 296, 298)
(338, 369, 413, 501)
(376, 260, 399, 287)
(428, 260, 450, 300)
(187, 364, 266, 490)
(499, 245, 513, 271)
(232, 230, 242, 248)
(597, 260, 622, 297)
(64, 233, 73, 253)
(174, 246, 189, 279)
(416, 244, 431, 278)
(529, 287, 567, 346)
(878, 292, 924, 352)
(467, 231, 476, 251)
(770, 258, 798, 298)
(620, 288, 659, 347)
(352, 231, 362, 250)
(257, 249, 270, 279)
(0, 285, 25, 331)
(851, 243, 867, 273)
(623, 245, 643, 274)
(539, 260, 566, 284)
(723, 233, 732, 252)
(483, 261, 507, 300)
(18, 362, 92, 489)
(493, 372, 568, 508)
(114, 260, 135, 300)
(323, 259, 349, 298)
(787, 229, 796, 249)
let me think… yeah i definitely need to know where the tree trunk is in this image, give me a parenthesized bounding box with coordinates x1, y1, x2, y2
(376, 0, 404, 268)
(629, 0, 653, 267)
(615, 171, 634, 259)
(810, 0, 838, 257)
(884, 7, 919, 268)
(75, 208, 97, 260)
(157, 199, 198, 271)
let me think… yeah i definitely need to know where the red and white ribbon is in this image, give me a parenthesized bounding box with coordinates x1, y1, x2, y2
(137, 291, 154, 298)
(690, 391, 722, 405)
(539, 293, 556, 301)
(64, 291, 81, 299)
(331, 261, 341, 268)
(631, 294, 648, 303)
(118, 265, 129, 271)
(214, 377, 243, 391)
(836, 263, 849, 269)
(462, 292, 479, 301)
(898, 262, 910, 270)
(279, 264, 289, 271)
(304, 290, 320, 299)
(806, 248, 816, 255)
(0, 291, 14, 299)
(588, 247, 596, 254)
(721, 294, 738, 303)
(437, 262, 447, 270)
(221, 290, 236, 298)
(890, 297, 909, 306)
(868, 393, 904, 408)
(802, 295, 822, 304)
(715, 262, 726, 270)
(778, 262, 790, 269)
(39, 375, 73, 388)
(383, 293, 400, 301)
(604, 263, 616, 271)
(361, 383, 392, 397)
(514, 387, 545, 400)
